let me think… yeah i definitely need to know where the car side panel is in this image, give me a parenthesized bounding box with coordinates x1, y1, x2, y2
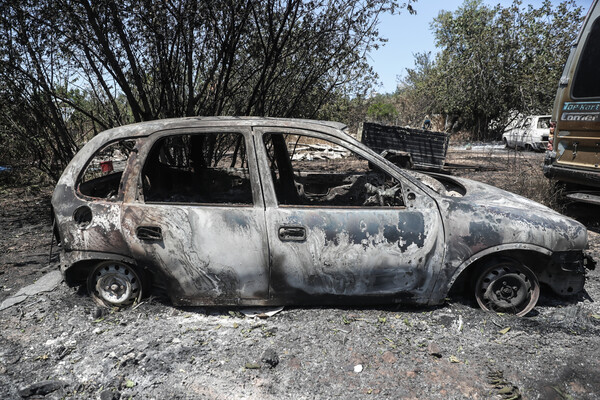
(253, 127, 446, 304)
(120, 204, 270, 304)
(265, 206, 444, 304)
(119, 128, 271, 305)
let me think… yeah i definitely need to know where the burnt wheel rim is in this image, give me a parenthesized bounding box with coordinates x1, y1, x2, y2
(88, 262, 142, 307)
(475, 262, 540, 317)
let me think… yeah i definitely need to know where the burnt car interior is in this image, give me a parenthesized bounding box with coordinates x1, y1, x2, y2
(263, 133, 405, 207)
(78, 140, 136, 199)
(142, 132, 253, 204)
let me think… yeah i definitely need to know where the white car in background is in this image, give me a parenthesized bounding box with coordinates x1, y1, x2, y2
(502, 115, 551, 151)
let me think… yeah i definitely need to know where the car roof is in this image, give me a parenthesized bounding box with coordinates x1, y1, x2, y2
(96, 117, 348, 142)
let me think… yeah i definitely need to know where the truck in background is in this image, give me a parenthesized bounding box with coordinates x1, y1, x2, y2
(544, 0, 600, 205)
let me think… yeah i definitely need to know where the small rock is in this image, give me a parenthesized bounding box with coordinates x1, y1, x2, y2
(56, 345, 72, 360)
(92, 307, 106, 319)
(261, 348, 279, 368)
(427, 343, 442, 358)
(100, 389, 121, 400)
(18, 380, 67, 398)
(354, 364, 363, 373)
(245, 362, 261, 370)
(382, 351, 397, 364)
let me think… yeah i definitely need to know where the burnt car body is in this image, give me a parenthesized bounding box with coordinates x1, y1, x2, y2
(51, 117, 594, 316)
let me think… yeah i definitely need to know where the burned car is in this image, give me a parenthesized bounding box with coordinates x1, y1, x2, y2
(51, 117, 594, 316)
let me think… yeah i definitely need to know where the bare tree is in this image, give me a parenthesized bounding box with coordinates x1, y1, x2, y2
(0, 0, 417, 179)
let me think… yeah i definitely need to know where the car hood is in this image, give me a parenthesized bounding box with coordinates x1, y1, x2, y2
(410, 172, 587, 256)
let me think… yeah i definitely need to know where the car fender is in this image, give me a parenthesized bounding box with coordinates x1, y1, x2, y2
(430, 243, 553, 304)
(60, 250, 139, 285)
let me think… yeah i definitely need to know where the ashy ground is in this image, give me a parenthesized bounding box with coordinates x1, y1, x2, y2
(1, 146, 599, 400)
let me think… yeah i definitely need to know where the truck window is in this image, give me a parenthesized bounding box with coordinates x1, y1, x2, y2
(572, 17, 600, 98)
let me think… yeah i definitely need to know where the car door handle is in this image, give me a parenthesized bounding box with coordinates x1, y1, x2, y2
(136, 226, 162, 241)
(278, 226, 306, 242)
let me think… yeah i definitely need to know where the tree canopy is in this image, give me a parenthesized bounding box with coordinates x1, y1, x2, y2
(0, 0, 416, 180)
(398, 0, 584, 139)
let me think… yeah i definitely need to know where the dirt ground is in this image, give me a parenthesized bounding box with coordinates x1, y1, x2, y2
(1, 146, 599, 399)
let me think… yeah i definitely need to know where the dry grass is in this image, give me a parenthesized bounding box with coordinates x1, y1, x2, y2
(446, 146, 563, 211)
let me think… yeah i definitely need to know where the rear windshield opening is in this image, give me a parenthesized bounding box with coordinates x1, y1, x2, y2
(572, 17, 600, 99)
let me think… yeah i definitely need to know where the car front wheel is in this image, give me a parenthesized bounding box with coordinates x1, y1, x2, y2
(474, 258, 540, 316)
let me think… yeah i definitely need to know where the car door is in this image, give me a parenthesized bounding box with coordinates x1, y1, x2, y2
(512, 121, 523, 147)
(519, 117, 533, 148)
(507, 122, 521, 147)
(120, 127, 270, 305)
(254, 127, 445, 304)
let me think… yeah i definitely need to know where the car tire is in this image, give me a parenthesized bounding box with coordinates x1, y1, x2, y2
(474, 258, 540, 317)
(87, 261, 144, 307)
(503, 138, 508, 148)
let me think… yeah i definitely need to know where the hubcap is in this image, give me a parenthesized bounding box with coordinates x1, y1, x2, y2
(475, 262, 540, 316)
(485, 273, 529, 309)
(91, 263, 140, 306)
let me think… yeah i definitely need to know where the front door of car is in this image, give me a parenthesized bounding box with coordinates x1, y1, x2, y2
(255, 129, 445, 303)
(121, 128, 270, 305)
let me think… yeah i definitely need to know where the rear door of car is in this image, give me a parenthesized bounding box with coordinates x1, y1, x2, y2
(518, 117, 533, 148)
(253, 126, 445, 304)
(120, 127, 270, 305)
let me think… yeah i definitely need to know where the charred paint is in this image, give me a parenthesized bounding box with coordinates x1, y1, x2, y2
(221, 209, 252, 231)
(51, 117, 592, 310)
(462, 221, 503, 250)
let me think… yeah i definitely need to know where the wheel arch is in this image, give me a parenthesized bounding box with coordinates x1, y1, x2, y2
(62, 252, 141, 287)
(445, 244, 552, 298)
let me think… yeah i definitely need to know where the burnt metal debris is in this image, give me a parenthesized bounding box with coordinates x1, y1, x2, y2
(51, 117, 594, 316)
(358, 122, 450, 171)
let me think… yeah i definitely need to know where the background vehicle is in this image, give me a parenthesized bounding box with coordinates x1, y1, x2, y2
(544, 0, 600, 204)
(503, 115, 550, 151)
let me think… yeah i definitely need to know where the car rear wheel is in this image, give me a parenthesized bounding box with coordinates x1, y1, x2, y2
(87, 261, 143, 307)
(474, 259, 540, 316)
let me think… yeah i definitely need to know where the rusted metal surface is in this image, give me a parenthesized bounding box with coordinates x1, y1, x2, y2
(358, 122, 450, 171)
(544, 2, 600, 195)
(52, 117, 593, 311)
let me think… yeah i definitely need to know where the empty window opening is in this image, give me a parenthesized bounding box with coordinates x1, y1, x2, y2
(263, 133, 404, 207)
(143, 132, 252, 205)
(78, 140, 136, 199)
